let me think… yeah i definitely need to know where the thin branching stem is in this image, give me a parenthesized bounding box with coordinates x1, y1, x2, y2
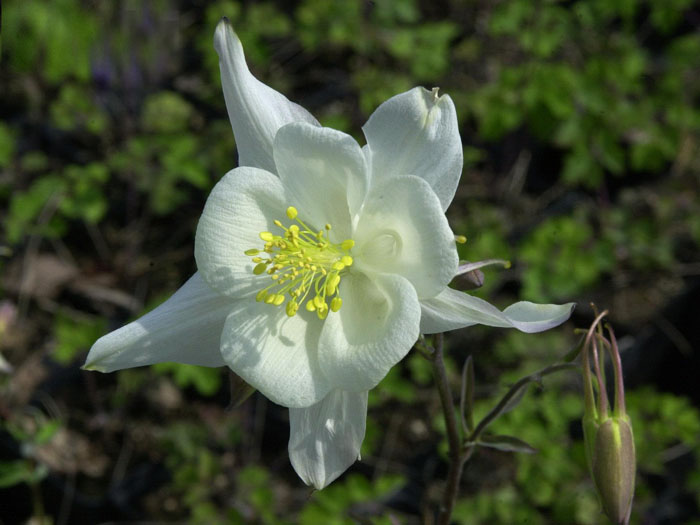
(427, 335, 579, 525)
(470, 363, 578, 440)
(429, 334, 465, 525)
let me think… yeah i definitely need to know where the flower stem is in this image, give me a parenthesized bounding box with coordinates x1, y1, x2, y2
(426, 334, 579, 524)
(430, 334, 465, 525)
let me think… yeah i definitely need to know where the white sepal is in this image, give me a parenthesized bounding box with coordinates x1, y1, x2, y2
(215, 19, 320, 173)
(84, 273, 231, 372)
(289, 389, 368, 489)
(420, 287, 575, 334)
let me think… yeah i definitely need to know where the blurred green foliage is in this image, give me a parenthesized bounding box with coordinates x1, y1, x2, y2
(520, 214, 616, 302)
(299, 473, 405, 525)
(0, 412, 61, 496)
(1, 0, 699, 522)
(53, 312, 106, 364)
(4, 0, 98, 83)
(153, 362, 223, 396)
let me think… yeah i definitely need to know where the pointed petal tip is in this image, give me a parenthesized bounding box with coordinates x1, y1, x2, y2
(216, 16, 232, 30)
(307, 477, 327, 490)
(214, 17, 241, 57)
(81, 362, 106, 373)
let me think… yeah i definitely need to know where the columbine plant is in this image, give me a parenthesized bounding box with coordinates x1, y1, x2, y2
(85, 19, 574, 491)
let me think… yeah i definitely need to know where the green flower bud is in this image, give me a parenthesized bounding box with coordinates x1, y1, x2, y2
(581, 311, 636, 525)
(585, 416, 636, 525)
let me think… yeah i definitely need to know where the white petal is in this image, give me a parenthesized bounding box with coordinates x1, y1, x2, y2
(318, 272, 420, 392)
(362, 87, 462, 210)
(84, 273, 230, 372)
(420, 287, 575, 334)
(354, 175, 458, 299)
(289, 389, 368, 489)
(220, 299, 331, 408)
(273, 122, 367, 240)
(195, 167, 286, 298)
(214, 19, 320, 172)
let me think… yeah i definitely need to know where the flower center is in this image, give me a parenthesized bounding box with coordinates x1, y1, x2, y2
(245, 206, 354, 320)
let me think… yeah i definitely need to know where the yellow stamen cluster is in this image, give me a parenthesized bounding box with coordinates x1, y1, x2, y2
(245, 206, 354, 319)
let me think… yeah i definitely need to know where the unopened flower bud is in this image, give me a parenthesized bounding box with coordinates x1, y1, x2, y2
(581, 310, 636, 525)
(586, 416, 636, 524)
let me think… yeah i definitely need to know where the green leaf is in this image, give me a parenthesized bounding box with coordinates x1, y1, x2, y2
(0, 460, 33, 488)
(460, 355, 475, 434)
(0, 123, 16, 168)
(35, 420, 61, 446)
(50, 84, 108, 134)
(478, 434, 538, 454)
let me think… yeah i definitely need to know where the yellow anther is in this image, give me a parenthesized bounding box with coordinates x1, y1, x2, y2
(325, 223, 331, 230)
(273, 294, 285, 306)
(286, 301, 299, 317)
(274, 219, 283, 228)
(260, 231, 274, 241)
(289, 225, 299, 236)
(330, 297, 342, 312)
(286, 206, 298, 220)
(253, 263, 268, 275)
(256, 290, 268, 302)
(313, 295, 325, 309)
(341, 255, 353, 267)
(332, 261, 345, 271)
(326, 274, 340, 295)
(317, 305, 329, 320)
(245, 249, 260, 256)
(264, 294, 276, 304)
(306, 300, 316, 312)
(455, 235, 467, 244)
(341, 239, 354, 251)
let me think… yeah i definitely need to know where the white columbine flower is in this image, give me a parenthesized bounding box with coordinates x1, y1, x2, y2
(85, 19, 575, 489)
